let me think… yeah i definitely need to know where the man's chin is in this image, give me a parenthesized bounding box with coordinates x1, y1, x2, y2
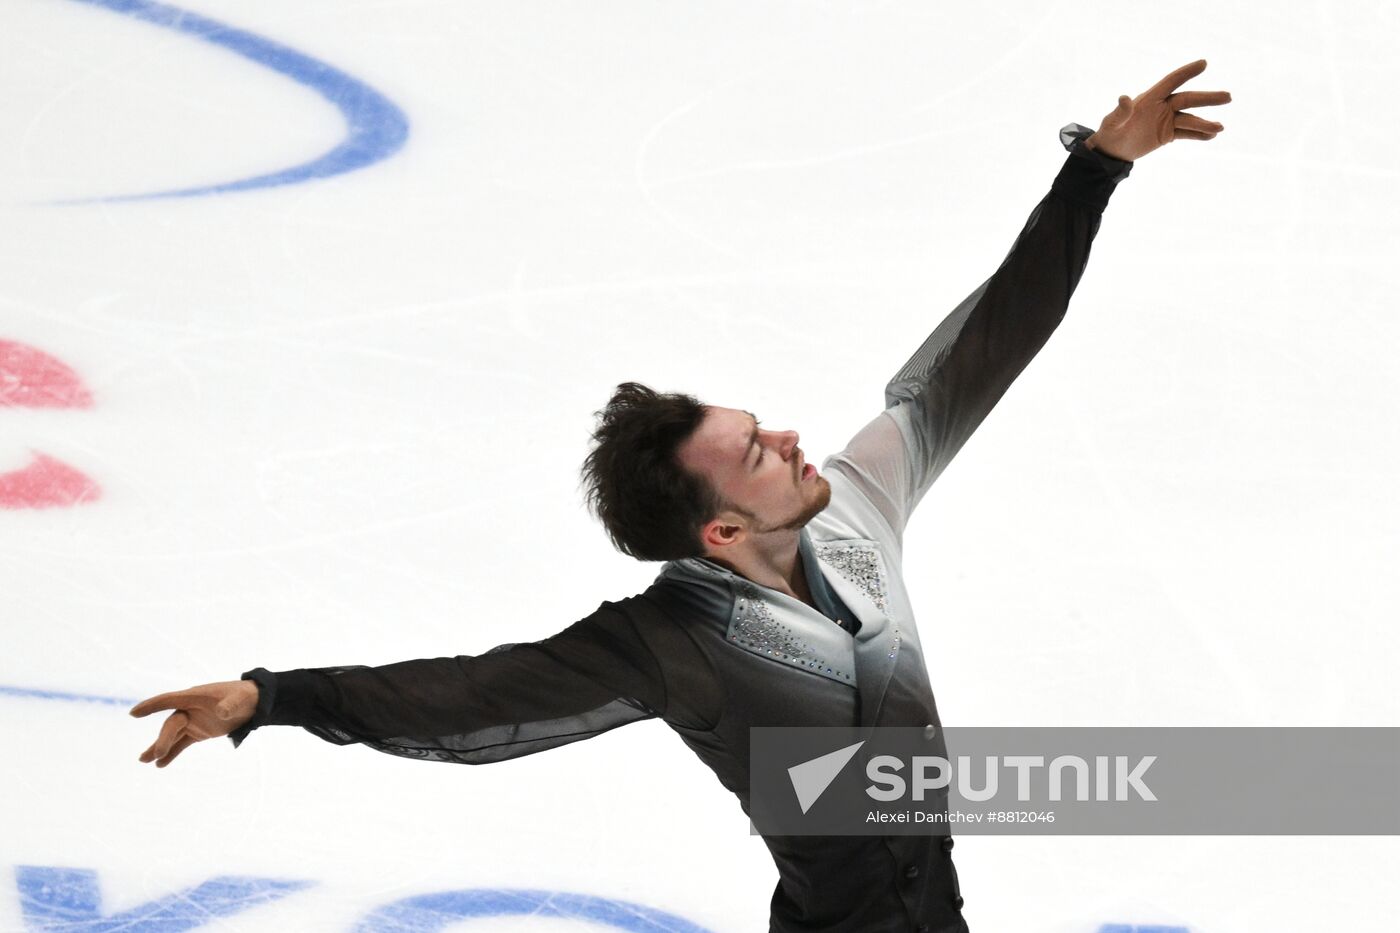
(783, 476, 833, 531)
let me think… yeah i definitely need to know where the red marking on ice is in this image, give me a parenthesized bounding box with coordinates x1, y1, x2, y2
(0, 452, 101, 509)
(0, 340, 94, 408)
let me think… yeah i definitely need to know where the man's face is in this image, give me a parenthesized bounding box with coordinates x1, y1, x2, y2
(677, 406, 832, 538)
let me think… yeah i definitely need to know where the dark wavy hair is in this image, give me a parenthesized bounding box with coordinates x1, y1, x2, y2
(581, 382, 719, 562)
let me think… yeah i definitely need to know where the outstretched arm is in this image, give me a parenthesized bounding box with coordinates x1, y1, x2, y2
(131, 597, 718, 768)
(826, 60, 1231, 538)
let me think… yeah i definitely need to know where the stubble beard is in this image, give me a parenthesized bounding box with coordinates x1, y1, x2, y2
(771, 475, 833, 532)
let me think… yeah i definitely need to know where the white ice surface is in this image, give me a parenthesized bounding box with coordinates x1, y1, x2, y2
(1, 1, 1397, 931)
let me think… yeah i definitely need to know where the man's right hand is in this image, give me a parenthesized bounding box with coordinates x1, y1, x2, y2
(130, 680, 259, 768)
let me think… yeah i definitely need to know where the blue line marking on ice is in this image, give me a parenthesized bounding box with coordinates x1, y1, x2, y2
(353, 888, 716, 933)
(17, 866, 311, 931)
(60, 0, 409, 201)
(5, 867, 1199, 933)
(0, 684, 136, 707)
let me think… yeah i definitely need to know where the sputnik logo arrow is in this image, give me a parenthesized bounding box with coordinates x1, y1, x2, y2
(788, 740, 866, 814)
(0, 340, 101, 508)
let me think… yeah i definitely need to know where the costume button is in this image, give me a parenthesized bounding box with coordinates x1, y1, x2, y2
(923, 724, 937, 740)
(953, 895, 965, 910)
(916, 925, 930, 933)
(942, 836, 955, 852)
(904, 864, 919, 880)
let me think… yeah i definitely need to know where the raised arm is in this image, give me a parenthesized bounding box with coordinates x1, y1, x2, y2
(826, 60, 1230, 538)
(132, 598, 719, 768)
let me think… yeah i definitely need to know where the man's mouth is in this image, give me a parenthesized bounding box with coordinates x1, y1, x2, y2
(801, 462, 816, 482)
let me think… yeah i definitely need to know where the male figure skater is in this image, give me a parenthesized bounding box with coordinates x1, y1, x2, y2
(132, 61, 1230, 933)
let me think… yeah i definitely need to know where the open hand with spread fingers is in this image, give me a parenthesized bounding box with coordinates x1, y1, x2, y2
(1085, 59, 1232, 162)
(130, 680, 259, 768)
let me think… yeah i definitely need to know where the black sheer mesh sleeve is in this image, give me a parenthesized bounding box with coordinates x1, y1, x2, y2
(228, 601, 692, 765)
(827, 123, 1133, 536)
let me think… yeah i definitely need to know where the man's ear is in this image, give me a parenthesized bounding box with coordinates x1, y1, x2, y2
(699, 513, 747, 552)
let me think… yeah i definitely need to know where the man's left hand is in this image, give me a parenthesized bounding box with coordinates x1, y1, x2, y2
(1086, 59, 1232, 162)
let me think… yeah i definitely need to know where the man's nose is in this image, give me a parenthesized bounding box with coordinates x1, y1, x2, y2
(776, 430, 799, 460)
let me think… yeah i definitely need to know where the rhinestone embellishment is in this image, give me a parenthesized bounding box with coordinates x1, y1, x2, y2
(729, 583, 852, 681)
(732, 583, 813, 659)
(815, 543, 889, 612)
